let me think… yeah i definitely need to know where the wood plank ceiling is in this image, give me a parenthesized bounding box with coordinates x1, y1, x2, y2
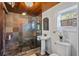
(5, 2, 59, 16)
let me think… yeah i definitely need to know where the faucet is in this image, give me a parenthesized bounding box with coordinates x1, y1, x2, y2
(44, 34, 47, 37)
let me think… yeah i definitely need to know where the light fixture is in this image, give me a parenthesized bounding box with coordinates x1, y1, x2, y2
(8, 2, 15, 8)
(22, 12, 26, 16)
(25, 2, 33, 7)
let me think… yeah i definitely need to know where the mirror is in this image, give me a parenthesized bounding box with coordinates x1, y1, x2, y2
(43, 17, 49, 30)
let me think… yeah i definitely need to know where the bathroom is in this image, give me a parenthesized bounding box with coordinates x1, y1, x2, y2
(0, 2, 79, 56)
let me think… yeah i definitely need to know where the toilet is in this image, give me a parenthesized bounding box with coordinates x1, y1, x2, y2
(50, 41, 71, 56)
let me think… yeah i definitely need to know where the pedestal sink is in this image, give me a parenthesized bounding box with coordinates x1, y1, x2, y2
(37, 35, 50, 55)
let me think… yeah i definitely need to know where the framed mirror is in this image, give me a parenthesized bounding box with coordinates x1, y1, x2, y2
(43, 17, 49, 30)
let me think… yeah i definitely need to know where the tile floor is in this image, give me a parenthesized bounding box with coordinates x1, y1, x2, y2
(16, 47, 41, 56)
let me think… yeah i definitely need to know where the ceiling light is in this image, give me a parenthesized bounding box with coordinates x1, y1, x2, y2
(25, 2, 33, 7)
(8, 2, 15, 7)
(22, 12, 26, 16)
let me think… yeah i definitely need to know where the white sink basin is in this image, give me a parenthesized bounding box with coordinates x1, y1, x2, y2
(41, 36, 50, 40)
(37, 36, 50, 40)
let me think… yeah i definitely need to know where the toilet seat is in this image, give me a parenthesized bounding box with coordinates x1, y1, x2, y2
(50, 53, 58, 56)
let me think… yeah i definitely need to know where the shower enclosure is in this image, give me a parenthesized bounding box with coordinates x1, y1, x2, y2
(3, 13, 42, 56)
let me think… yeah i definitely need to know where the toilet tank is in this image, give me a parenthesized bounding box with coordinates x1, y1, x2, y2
(55, 41, 71, 56)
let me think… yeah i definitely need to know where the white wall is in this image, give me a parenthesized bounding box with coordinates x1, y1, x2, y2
(77, 3, 79, 56)
(42, 2, 78, 55)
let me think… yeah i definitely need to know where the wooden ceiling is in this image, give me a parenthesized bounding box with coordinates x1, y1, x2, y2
(5, 2, 59, 16)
